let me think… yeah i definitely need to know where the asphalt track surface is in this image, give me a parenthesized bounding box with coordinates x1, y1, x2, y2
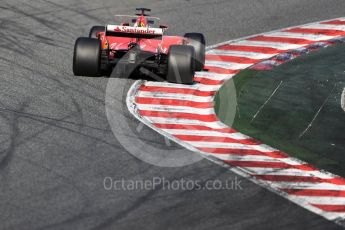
(1, 0, 345, 230)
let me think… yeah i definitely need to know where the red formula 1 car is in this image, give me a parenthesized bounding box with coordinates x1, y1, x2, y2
(73, 8, 205, 84)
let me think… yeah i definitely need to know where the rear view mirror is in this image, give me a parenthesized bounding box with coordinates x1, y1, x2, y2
(159, 24, 168, 29)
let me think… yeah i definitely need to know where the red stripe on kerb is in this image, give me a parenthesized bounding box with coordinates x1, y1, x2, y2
(311, 204, 345, 212)
(215, 44, 284, 54)
(198, 147, 288, 158)
(193, 77, 224, 85)
(248, 35, 312, 45)
(153, 123, 237, 133)
(224, 160, 317, 170)
(139, 85, 215, 96)
(255, 175, 345, 185)
(139, 110, 219, 122)
(321, 20, 345, 25)
(284, 27, 345, 36)
(281, 189, 345, 197)
(135, 97, 213, 108)
(174, 134, 260, 145)
(203, 66, 240, 74)
(206, 54, 260, 64)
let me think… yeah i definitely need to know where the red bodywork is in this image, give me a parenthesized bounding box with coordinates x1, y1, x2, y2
(96, 14, 187, 59)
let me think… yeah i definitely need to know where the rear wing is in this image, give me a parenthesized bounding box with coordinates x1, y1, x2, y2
(106, 25, 163, 38)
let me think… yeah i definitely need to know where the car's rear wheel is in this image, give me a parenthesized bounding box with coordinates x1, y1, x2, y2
(166, 45, 195, 84)
(89, 26, 105, 38)
(73, 37, 101, 77)
(184, 33, 205, 71)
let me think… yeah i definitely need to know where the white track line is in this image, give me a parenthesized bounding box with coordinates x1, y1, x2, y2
(247, 168, 334, 178)
(274, 182, 345, 190)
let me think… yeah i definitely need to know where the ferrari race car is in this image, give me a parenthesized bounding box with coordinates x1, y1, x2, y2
(73, 8, 205, 84)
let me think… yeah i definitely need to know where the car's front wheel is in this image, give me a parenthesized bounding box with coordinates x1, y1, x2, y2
(166, 45, 195, 84)
(73, 37, 101, 77)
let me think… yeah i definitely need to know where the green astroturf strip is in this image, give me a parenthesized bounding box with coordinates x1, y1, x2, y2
(214, 44, 345, 177)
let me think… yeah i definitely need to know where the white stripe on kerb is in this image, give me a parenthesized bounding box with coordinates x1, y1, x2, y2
(136, 104, 215, 115)
(205, 60, 252, 70)
(211, 154, 286, 162)
(274, 182, 345, 191)
(246, 167, 333, 179)
(301, 24, 345, 31)
(233, 40, 305, 50)
(266, 31, 334, 41)
(207, 49, 275, 59)
(184, 142, 282, 154)
(143, 81, 221, 92)
(292, 196, 345, 205)
(144, 117, 225, 128)
(137, 91, 213, 103)
(195, 71, 234, 80)
(164, 129, 250, 139)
